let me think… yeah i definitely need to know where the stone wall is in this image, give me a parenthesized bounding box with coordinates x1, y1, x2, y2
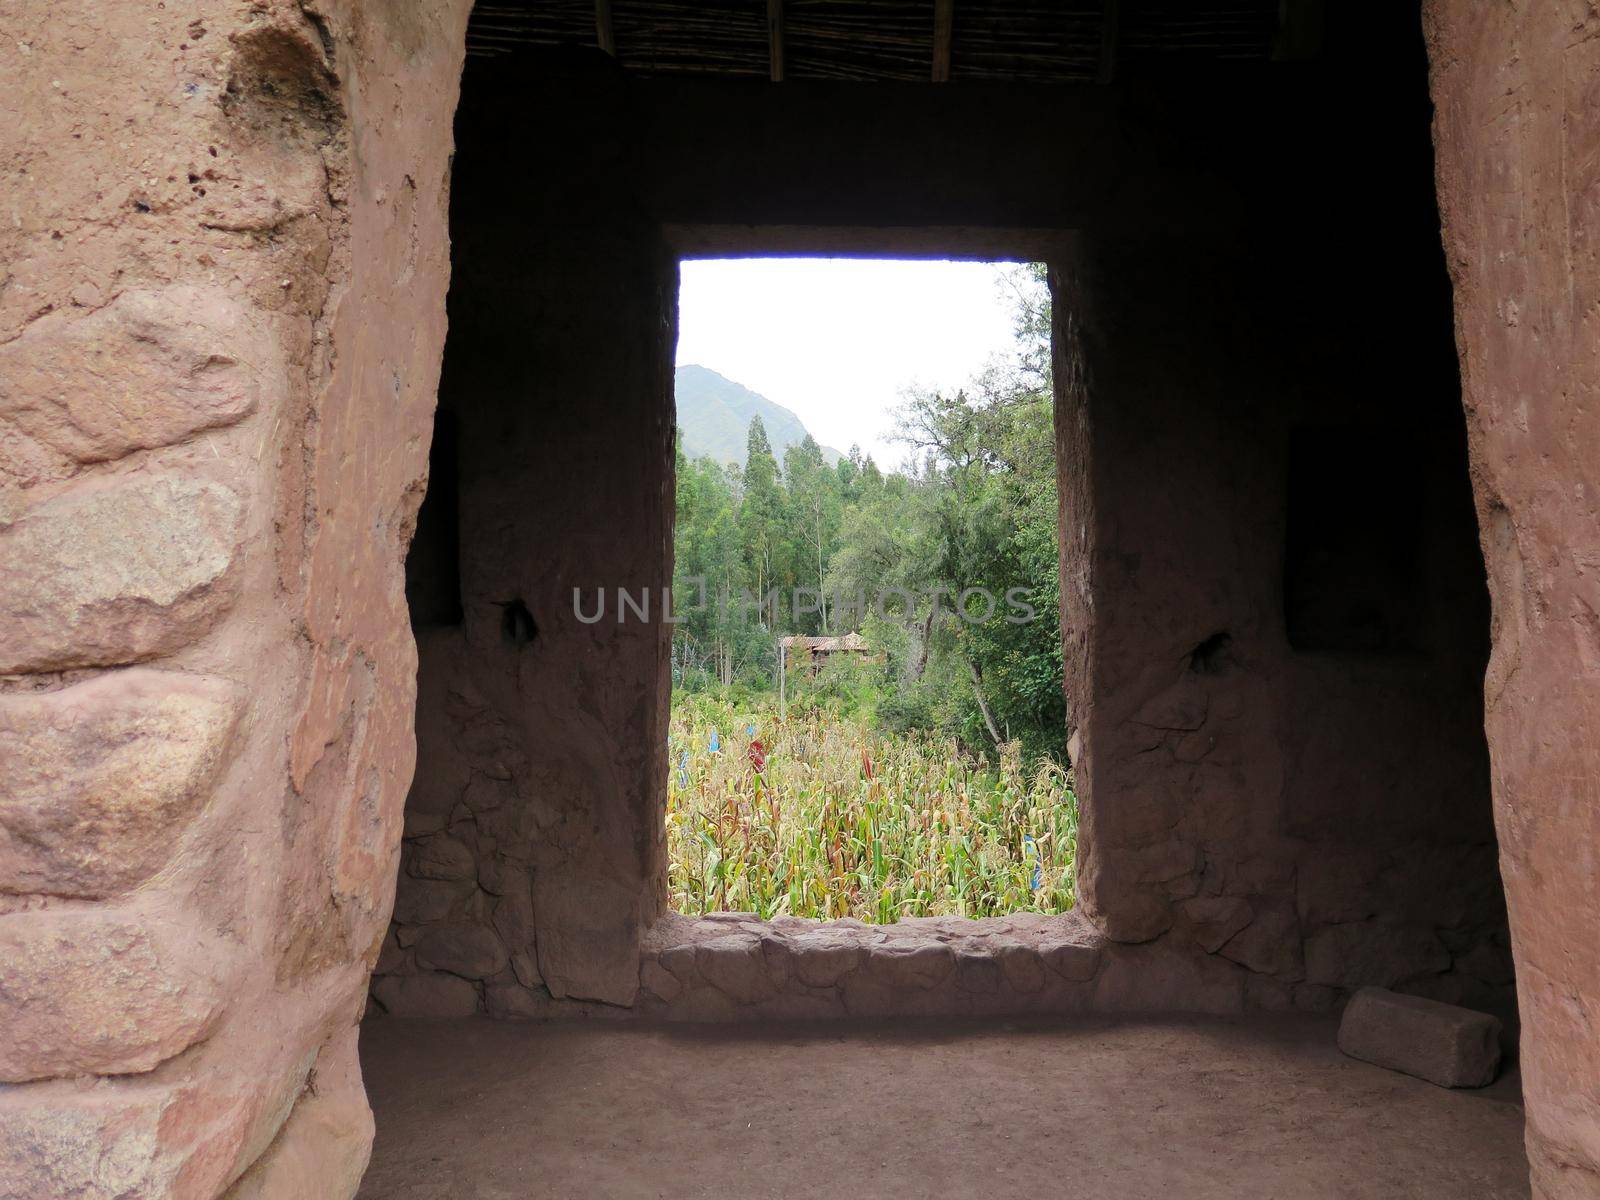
(1055, 227, 1511, 1018)
(380, 22, 1510, 1031)
(0, 1, 469, 1194)
(1426, 3, 1600, 1194)
(370, 72, 677, 1019)
(5, 4, 1590, 1198)
(636, 910, 1271, 1021)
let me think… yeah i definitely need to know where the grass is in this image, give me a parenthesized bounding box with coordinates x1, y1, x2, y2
(666, 690, 1078, 923)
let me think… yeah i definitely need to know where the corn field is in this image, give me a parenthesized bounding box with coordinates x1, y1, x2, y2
(666, 693, 1078, 922)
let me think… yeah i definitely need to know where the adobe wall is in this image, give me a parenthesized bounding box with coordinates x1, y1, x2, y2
(0, 1, 469, 1195)
(372, 175, 678, 1018)
(381, 17, 1511, 1029)
(0, 3, 1572, 1195)
(1055, 228, 1509, 1016)
(1425, 3, 1600, 1195)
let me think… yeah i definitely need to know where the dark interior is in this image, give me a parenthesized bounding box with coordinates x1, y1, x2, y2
(380, 0, 1515, 1033)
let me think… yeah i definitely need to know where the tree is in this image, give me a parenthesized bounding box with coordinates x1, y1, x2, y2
(783, 435, 840, 633)
(672, 445, 743, 684)
(670, 262, 1066, 765)
(738, 416, 784, 612)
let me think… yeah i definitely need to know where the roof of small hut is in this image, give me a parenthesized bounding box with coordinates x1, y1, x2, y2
(782, 633, 871, 652)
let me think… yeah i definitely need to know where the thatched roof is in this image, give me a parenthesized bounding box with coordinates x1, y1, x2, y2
(782, 632, 870, 652)
(466, 1, 1320, 82)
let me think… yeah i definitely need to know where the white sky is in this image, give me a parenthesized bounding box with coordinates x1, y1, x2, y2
(675, 258, 1022, 470)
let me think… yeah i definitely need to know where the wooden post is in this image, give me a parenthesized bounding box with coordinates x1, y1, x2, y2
(932, 0, 954, 82)
(595, 0, 615, 56)
(767, 0, 785, 82)
(778, 638, 786, 722)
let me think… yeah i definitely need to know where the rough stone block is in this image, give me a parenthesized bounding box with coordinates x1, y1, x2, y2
(1173, 730, 1216, 762)
(0, 286, 274, 465)
(640, 959, 682, 1002)
(490, 883, 539, 985)
(695, 932, 773, 1003)
(1088, 884, 1177, 943)
(392, 876, 472, 926)
(414, 922, 508, 980)
(758, 930, 794, 986)
(992, 939, 1047, 993)
(1218, 903, 1305, 979)
(1183, 896, 1254, 953)
(476, 850, 514, 895)
(955, 949, 1002, 993)
(222, 1075, 372, 1200)
(0, 1071, 271, 1200)
(1304, 921, 1451, 989)
(0, 669, 242, 897)
(0, 909, 233, 1082)
(408, 833, 476, 880)
(460, 773, 517, 815)
(864, 940, 954, 990)
(509, 949, 543, 989)
(1040, 934, 1104, 982)
(223, 1026, 370, 1200)
(657, 941, 699, 984)
(0, 476, 243, 672)
(371, 973, 480, 1018)
(533, 875, 642, 1007)
(1337, 986, 1502, 1088)
(787, 929, 863, 987)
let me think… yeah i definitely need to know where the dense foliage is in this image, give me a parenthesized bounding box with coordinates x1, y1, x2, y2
(667, 687, 1078, 921)
(671, 264, 1065, 765)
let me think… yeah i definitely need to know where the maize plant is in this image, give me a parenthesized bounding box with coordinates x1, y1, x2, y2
(666, 692, 1078, 922)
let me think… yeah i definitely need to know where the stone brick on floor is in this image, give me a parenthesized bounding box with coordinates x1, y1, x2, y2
(1337, 986, 1502, 1088)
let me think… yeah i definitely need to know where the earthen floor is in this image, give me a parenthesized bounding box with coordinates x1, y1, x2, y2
(357, 1013, 1527, 1199)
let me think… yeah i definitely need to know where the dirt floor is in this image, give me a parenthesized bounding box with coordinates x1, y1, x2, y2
(356, 1013, 1529, 1200)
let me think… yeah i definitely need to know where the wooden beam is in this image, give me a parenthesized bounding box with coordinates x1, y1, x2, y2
(932, 0, 954, 83)
(594, 0, 615, 56)
(767, 0, 784, 82)
(1096, 0, 1119, 85)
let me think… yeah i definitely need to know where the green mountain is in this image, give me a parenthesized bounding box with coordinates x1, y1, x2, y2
(676, 364, 844, 469)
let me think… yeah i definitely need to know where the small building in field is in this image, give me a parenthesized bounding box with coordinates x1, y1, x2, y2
(781, 632, 871, 674)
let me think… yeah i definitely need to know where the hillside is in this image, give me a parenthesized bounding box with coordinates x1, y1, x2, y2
(676, 364, 844, 468)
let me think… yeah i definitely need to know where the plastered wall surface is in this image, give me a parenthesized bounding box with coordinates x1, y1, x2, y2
(1426, 3, 1600, 1194)
(0, 2, 470, 1193)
